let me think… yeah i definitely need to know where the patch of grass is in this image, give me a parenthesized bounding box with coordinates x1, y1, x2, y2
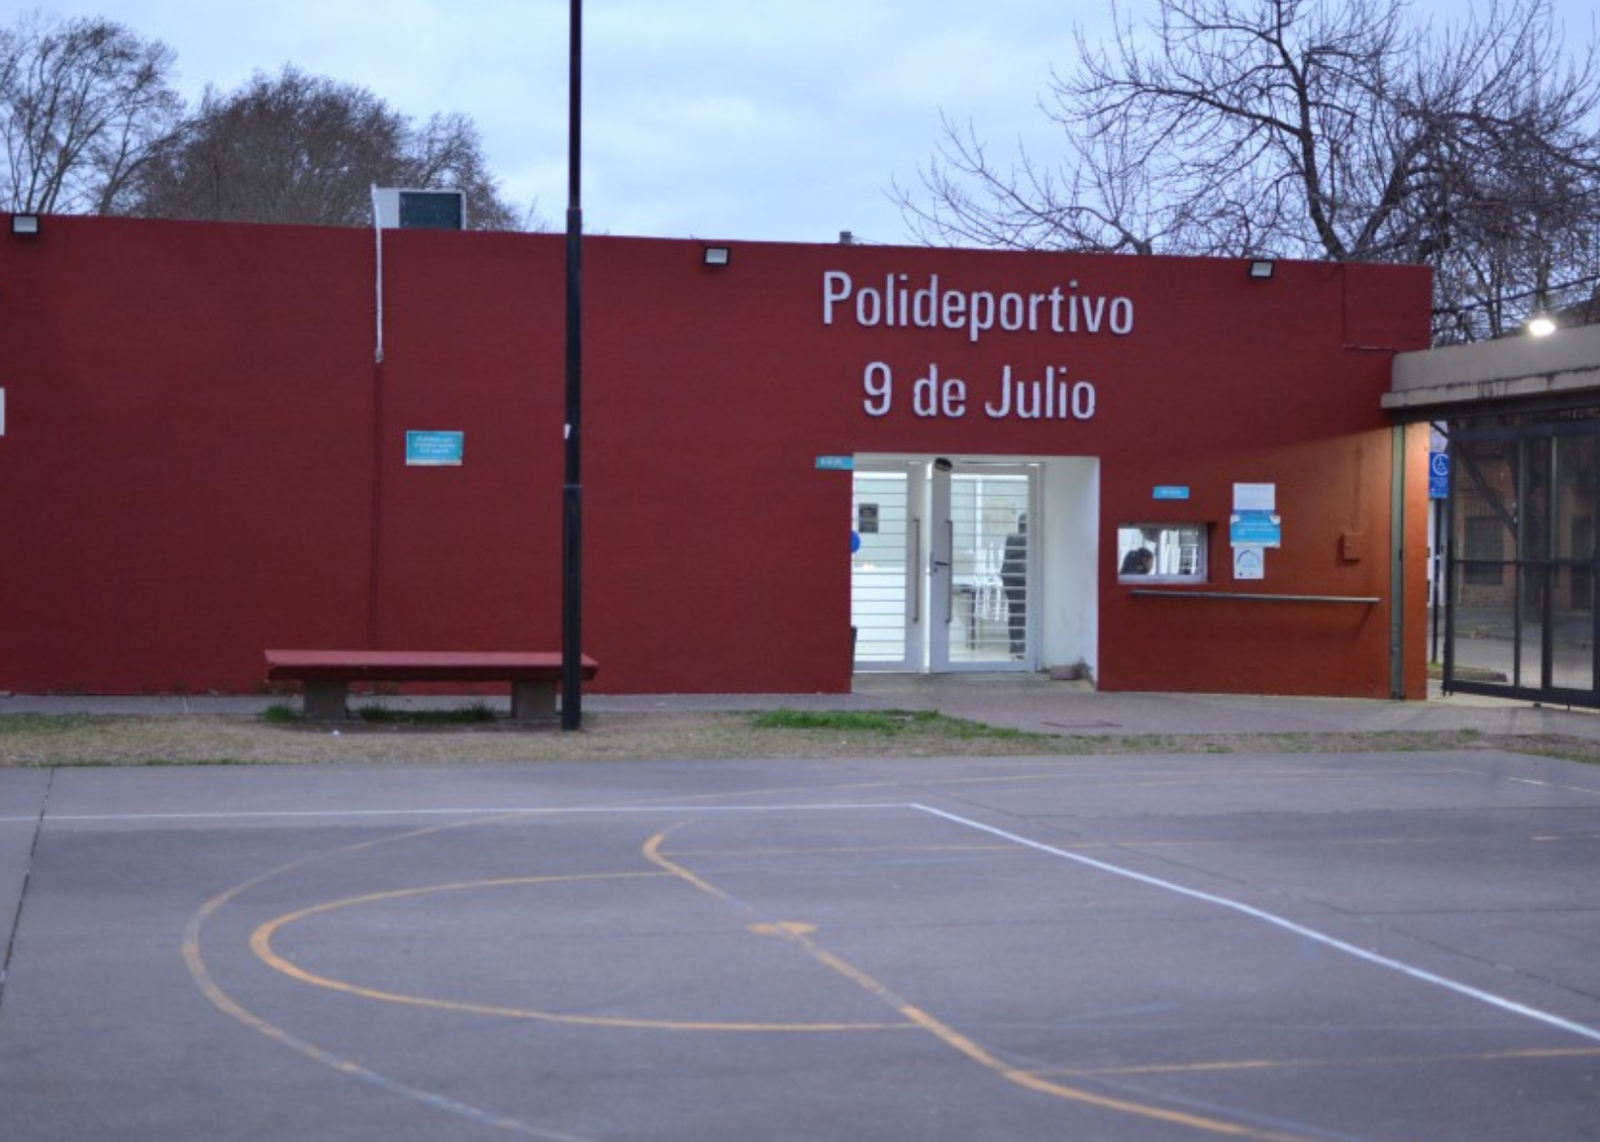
(752, 708, 922, 732)
(45, 756, 257, 767)
(750, 708, 1042, 740)
(1, 707, 1595, 768)
(1486, 733, 1600, 766)
(0, 713, 98, 735)
(261, 701, 505, 727)
(354, 701, 499, 725)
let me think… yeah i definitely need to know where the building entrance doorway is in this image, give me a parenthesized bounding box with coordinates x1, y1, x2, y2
(851, 459, 1037, 672)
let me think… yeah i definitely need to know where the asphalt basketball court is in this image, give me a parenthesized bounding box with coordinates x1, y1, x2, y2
(2, 746, 1598, 1141)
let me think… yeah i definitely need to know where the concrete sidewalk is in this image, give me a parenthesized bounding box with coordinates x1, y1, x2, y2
(4, 673, 1599, 742)
(846, 674, 1600, 741)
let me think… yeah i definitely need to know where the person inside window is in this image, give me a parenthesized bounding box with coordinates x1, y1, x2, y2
(1120, 546, 1154, 575)
(1001, 513, 1028, 657)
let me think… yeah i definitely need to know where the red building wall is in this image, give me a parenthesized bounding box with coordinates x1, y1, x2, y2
(0, 215, 1432, 696)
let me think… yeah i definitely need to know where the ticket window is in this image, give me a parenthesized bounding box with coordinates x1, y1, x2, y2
(1117, 524, 1208, 583)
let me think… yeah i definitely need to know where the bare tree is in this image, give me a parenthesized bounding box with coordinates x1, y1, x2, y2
(132, 67, 527, 230)
(408, 110, 528, 231)
(896, 0, 1600, 342)
(0, 11, 182, 214)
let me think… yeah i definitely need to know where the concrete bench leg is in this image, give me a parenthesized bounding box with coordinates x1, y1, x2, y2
(510, 680, 559, 723)
(301, 679, 350, 722)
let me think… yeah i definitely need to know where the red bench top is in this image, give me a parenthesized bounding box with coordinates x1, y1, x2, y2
(265, 650, 598, 682)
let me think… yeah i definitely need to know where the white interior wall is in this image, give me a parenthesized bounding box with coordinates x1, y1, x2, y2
(1040, 457, 1101, 678)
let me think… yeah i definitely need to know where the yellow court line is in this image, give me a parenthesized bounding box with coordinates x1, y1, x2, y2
(250, 871, 912, 1034)
(643, 828, 1334, 1142)
(885, 769, 1453, 793)
(1055, 1044, 1600, 1078)
(669, 834, 1600, 857)
(184, 812, 609, 1141)
(1047, 833, 1600, 852)
(664, 842, 1015, 858)
(619, 778, 908, 804)
(642, 831, 731, 901)
(604, 764, 1448, 808)
(1413, 760, 1600, 799)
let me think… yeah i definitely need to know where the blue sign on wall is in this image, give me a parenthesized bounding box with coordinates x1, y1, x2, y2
(1153, 485, 1190, 500)
(816, 455, 855, 471)
(406, 430, 465, 466)
(1230, 510, 1282, 547)
(1429, 451, 1450, 500)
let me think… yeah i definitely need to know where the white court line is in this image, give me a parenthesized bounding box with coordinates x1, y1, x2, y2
(915, 803, 1600, 1045)
(0, 802, 919, 825)
(12, 795, 1598, 1046)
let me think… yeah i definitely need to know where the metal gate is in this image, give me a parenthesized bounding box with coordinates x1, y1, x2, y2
(1446, 416, 1600, 705)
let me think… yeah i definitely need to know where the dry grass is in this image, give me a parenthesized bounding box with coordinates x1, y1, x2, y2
(2, 710, 1596, 767)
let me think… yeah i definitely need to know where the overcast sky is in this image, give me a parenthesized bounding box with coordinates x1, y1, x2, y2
(40, 1, 1600, 245)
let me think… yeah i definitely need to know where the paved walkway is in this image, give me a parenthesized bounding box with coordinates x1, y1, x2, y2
(4, 674, 1599, 741)
(845, 675, 1600, 741)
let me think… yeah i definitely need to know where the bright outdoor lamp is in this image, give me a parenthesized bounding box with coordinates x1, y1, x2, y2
(1248, 259, 1275, 280)
(703, 245, 731, 267)
(1527, 314, 1557, 337)
(10, 214, 40, 236)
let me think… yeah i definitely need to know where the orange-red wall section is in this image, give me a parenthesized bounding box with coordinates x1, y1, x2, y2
(0, 216, 1432, 696)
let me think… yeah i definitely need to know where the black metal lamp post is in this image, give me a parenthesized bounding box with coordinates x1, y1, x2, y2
(561, 0, 584, 731)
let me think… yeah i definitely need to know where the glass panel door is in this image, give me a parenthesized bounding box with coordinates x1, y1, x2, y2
(1450, 435, 1515, 687)
(1446, 422, 1600, 705)
(1551, 433, 1597, 694)
(938, 468, 1032, 669)
(852, 460, 1036, 673)
(851, 466, 918, 670)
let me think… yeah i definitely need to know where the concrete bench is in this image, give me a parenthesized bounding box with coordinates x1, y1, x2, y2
(264, 649, 598, 722)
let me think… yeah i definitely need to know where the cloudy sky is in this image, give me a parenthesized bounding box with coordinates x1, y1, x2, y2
(39, 1, 1600, 245)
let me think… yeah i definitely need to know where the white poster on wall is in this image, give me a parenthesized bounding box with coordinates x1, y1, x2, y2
(1233, 483, 1276, 512)
(1234, 546, 1265, 580)
(1231, 482, 1281, 548)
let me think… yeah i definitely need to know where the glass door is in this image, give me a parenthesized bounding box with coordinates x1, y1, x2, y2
(852, 459, 1036, 672)
(1447, 421, 1600, 705)
(934, 465, 1034, 670)
(851, 465, 920, 670)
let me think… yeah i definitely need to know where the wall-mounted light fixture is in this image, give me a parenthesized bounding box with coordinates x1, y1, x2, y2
(703, 245, 731, 267)
(11, 214, 40, 236)
(1527, 314, 1558, 337)
(1248, 259, 1275, 280)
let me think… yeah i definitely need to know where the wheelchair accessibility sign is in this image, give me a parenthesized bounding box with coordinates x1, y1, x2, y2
(1429, 452, 1450, 500)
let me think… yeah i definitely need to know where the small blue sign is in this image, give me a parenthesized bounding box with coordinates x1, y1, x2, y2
(1429, 451, 1450, 500)
(1230, 510, 1282, 547)
(406, 430, 464, 466)
(1153, 485, 1190, 500)
(816, 455, 855, 471)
